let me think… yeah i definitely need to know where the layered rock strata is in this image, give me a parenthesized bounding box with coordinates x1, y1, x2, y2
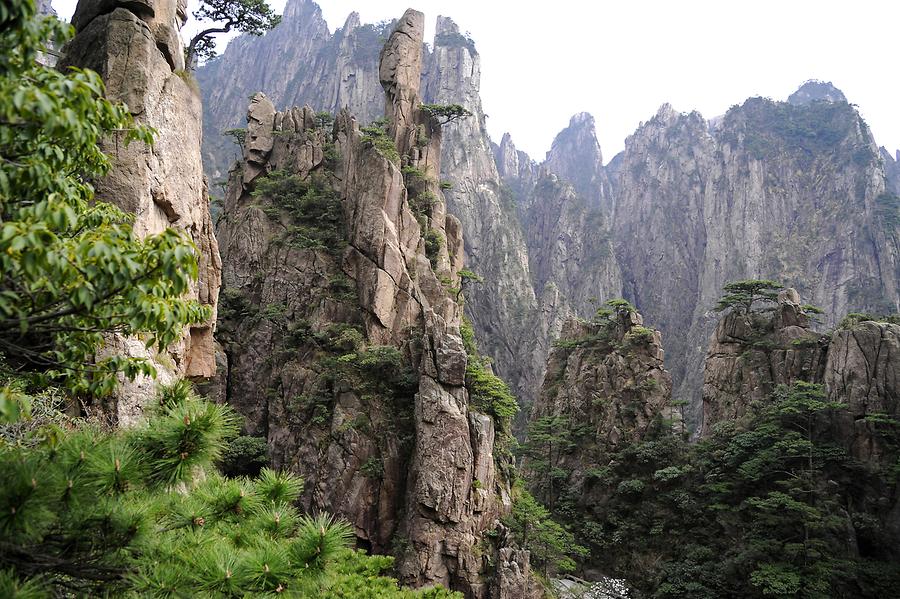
(216, 11, 535, 597)
(62, 0, 220, 423)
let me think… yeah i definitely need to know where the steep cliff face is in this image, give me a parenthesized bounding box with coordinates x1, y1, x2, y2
(496, 124, 623, 383)
(198, 1, 544, 418)
(62, 0, 220, 423)
(525, 305, 674, 511)
(420, 17, 543, 418)
(216, 12, 536, 597)
(612, 93, 899, 428)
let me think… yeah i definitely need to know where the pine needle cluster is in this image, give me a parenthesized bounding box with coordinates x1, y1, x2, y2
(0, 382, 458, 598)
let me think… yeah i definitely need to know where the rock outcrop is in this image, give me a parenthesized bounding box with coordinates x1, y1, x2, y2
(216, 11, 536, 597)
(198, 3, 545, 418)
(526, 305, 675, 507)
(701, 289, 900, 463)
(61, 0, 220, 423)
(700, 289, 829, 436)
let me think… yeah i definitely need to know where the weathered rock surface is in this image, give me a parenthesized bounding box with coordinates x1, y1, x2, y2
(198, 4, 544, 419)
(700, 289, 828, 436)
(216, 12, 535, 597)
(526, 306, 675, 506)
(824, 320, 900, 460)
(701, 289, 900, 462)
(62, 0, 220, 424)
(198, 3, 899, 438)
(612, 92, 899, 429)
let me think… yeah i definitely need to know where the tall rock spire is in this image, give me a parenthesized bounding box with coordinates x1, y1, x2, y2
(61, 0, 221, 423)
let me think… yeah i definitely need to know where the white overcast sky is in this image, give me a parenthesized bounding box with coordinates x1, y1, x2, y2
(54, 0, 900, 162)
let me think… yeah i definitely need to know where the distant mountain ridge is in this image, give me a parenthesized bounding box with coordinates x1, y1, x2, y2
(198, 0, 899, 430)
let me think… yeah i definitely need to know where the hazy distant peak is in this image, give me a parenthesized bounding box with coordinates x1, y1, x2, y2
(436, 15, 460, 35)
(788, 80, 847, 106)
(341, 11, 361, 31)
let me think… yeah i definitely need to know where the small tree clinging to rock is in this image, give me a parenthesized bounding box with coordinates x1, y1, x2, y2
(715, 279, 783, 313)
(186, 0, 281, 67)
(420, 103, 473, 125)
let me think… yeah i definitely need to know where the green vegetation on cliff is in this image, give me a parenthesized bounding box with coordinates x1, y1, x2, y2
(561, 382, 900, 598)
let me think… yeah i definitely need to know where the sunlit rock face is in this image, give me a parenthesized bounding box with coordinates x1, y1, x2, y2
(62, 0, 221, 423)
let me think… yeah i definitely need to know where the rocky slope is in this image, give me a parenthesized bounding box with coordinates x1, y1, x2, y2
(214, 11, 536, 597)
(61, 0, 220, 424)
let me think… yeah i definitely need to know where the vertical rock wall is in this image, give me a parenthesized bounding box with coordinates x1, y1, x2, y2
(216, 11, 538, 597)
(62, 0, 220, 423)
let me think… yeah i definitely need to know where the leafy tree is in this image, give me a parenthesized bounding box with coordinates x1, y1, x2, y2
(0, 0, 210, 406)
(569, 383, 900, 598)
(0, 381, 459, 597)
(715, 279, 783, 313)
(503, 482, 587, 577)
(420, 104, 473, 125)
(186, 0, 281, 66)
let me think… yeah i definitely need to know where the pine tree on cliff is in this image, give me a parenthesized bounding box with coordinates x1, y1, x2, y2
(715, 280, 783, 313)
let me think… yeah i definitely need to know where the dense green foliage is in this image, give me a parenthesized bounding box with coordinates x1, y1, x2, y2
(520, 415, 573, 511)
(560, 382, 900, 598)
(0, 1, 210, 408)
(724, 97, 870, 164)
(715, 279, 783, 313)
(187, 0, 281, 65)
(0, 382, 458, 597)
(503, 482, 587, 578)
(252, 169, 344, 255)
(361, 118, 400, 164)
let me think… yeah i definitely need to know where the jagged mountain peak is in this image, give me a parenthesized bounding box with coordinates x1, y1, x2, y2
(283, 0, 324, 22)
(436, 14, 460, 34)
(788, 79, 848, 105)
(544, 111, 606, 198)
(340, 11, 361, 31)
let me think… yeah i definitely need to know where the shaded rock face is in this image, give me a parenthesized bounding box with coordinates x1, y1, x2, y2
(701, 289, 900, 462)
(216, 13, 534, 597)
(420, 17, 545, 420)
(62, 0, 220, 424)
(526, 308, 675, 506)
(198, 3, 543, 419)
(543, 112, 612, 205)
(825, 321, 900, 461)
